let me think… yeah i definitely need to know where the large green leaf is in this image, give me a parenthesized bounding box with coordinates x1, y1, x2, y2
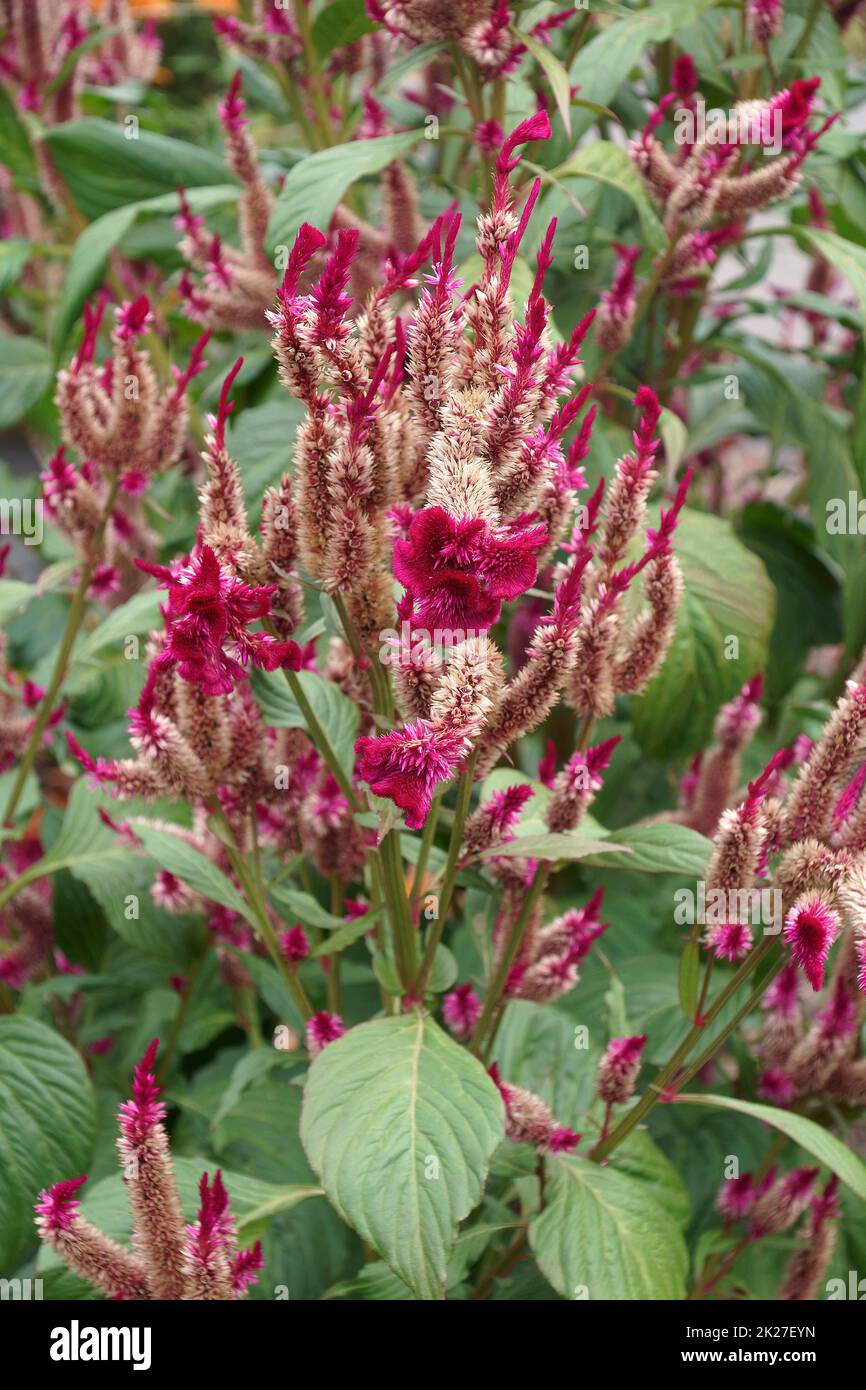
(300, 1013, 504, 1299)
(133, 822, 251, 922)
(632, 509, 775, 759)
(251, 668, 359, 778)
(675, 1094, 866, 1202)
(0, 580, 38, 626)
(477, 833, 623, 863)
(554, 140, 665, 253)
(0, 337, 52, 428)
(569, 0, 717, 125)
(802, 228, 866, 324)
(43, 119, 234, 221)
(579, 823, 712, 876)
(267, 130, 424, 251)
(312, 0, 377, 55)
(0, 1016, 96, 1270)
(529, 1152, 689, 1299)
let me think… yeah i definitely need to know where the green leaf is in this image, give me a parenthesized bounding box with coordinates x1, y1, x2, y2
(269, 884, 345, 932)
(72, 589, 163, 666)
(313, 0, 377, 56)
(324, 1260, 416, 1300)
(267, 130, 424, 252)
(674, 1094, 866, 1202)
(251, 668, 359, 778)
(310, 909, 382, 958)
(0, 336, 52, 428)
(133, 822, 251, 922)
(632, 509, 775, 759)
(529, 1153, 689, 1299)
(0, 1015, 96, 1270)
(53, 185, 238, 353)
(373, 41, 447, 95)
(300, 1013, 504, 1299)
(569, 0, 717, 124)
(477, 833, 625, 863)
(0, 580, 38, 626)
(553, 140, 665, 253)
(801, 228, 866, 324)
(0, 238, 31, 293)
(678, 937, 701, 1021)
(579, 823, 712, 876)
(516, 29, 572, 136)
(43, 119, 234, 221)
(7, 780, 135, 887)
(739, 502, 843, 704)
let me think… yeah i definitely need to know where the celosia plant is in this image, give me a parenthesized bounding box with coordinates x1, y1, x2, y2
(1, 0, 865, 1311)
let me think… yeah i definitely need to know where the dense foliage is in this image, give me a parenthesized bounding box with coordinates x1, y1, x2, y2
(2, 0, 866, 1303)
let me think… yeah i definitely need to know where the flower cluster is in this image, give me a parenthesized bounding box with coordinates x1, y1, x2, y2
(35, 1041, 263, 1300)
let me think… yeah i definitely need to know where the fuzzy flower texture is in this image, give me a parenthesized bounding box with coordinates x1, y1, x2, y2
(35, 1041, 263, 1300)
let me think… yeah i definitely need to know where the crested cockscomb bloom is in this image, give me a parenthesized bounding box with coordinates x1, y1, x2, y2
(442, 982, 482, 1039)
(36, 1041, 261, 1299)
(137, 546, 302, 698)
(355, 719, 467, 829)
(306, 1010, 347, 1059)
(545, 737, 620, 834)
(596, 1035, 647, 1106)
(783, 893, 841, 991)
(394, 507, 546, 632)
(489, 1063, 580, 1154)
(596, 244, 641, 353)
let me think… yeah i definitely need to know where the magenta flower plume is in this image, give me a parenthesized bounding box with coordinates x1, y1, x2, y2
(783, 894, 841, 991)
(707, 919, 753, 963)
(118, 1037, 166, 1145)
(306, 1010, 346, 1059)
(597, 1034, 648, 1106)
(136, 545, 301, 696)
(442, 983, 482, 1039)
(35, 1042, 262, 1300)
(355, 719, 467, 829)
(35, 1175, 88, 1233)
(280, 924, 310, 966)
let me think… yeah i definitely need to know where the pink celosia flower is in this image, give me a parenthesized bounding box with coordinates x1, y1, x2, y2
(596, 1035, 647, 1106)
(707, 919, 754, 963)
(783, 894, 841, 991)
(306, 1010, 346, 1059)
(488, 1062, 580, 1154)
(442, 982, 482, 1039)
(355, 719, 467, 829)
(280, 924, 310, 966)
(137, 545, 302, 696)
(758, 1066, 797, 1105)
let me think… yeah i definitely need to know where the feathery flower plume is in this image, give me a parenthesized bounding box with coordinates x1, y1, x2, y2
(36, 1042, 261, 1299)
(778, 1176, 839, 1302)
(306, 1010, 347, 1058)
(489, 1063, 580, 1154)
(596, 1034, 647, 1106)
(783, 893, 841, 991)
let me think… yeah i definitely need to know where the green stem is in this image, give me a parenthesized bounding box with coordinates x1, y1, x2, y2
(283, 667, 361, 811)
(292, 0, 335, 147)
(410, 785, 443, 905)
(414, 751, 477, 995)
(157, 950, 207, 1085)
(3, 473, 120, 827)
(469, 866, 548, 1054)
(380, 828, 417, 990)
(591, 937, 779, 1161)
(223, 829, 313, 1020)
